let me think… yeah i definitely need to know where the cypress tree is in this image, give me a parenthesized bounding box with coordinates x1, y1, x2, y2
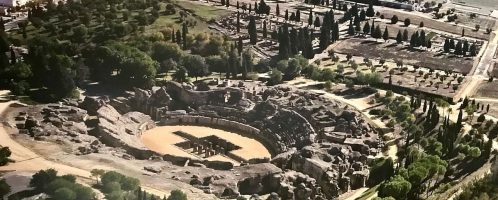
(382, 27, 389, 41)
(363, 21, 370, 35)
(333, 0, 337, 9)
(137, 187, 142, 200)
(444, 38, 450, 52)
(182, 23, 188, 49)
(370, 19, 375, 36)
(238, 36, 243, 55)
(455, 41, 463, 55)
(175, 29, 181, 45)
(237, 1, 239, 9)
(319, 13, 331, 50)
(359, 9, 366, 21)
(236, 12, 240, 33)
(419, 30, 426, 47)
(226, 0, 230, 7)
(314, 16, 321, 27)
(348, 22, 355, 35)
(308, 9, 313, 26)
(332, 21, 339, 42)
(354, 17, 361, 32)
(278, 24, 290, 59)
(456, 108, 463, 129)
(296, 10, 301, 22)
(327, 11, 334, 29)
(171, 29, 175, 43)
(449, 39, 455, 49)
(10, 47, 16, 65)
(248, 16, 257, 45)
(262, 20, 267, 39)
(403, 29, 408, 41)
(463, 40, 469, 56)
(290, 28, 298, 55)
(470, 43, 477, 56)
(285, 9, 288, 21)
(374, 25, 381, 39)
(409, 32, 418, 47)
(276, 3, 280, 16)
(396, 30, 402, 44)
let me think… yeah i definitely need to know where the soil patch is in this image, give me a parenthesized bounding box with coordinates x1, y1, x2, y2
(332, 38, 474, 74)
(141, 125, 271, 165)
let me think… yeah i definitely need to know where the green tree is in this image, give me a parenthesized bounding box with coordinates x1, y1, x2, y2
(182, 54, 209, 80)
(151, 42, 183, 63)
(396, 30, 403, 44)
(0, 146, 11, 166)
(363, 21, 370, 35)
(391, 15, 398, 24)
(378, 175, 411, 200)
(30, 169, 58, 191)
(71, 25, 88, 43)
(248, 16, 257, 45)
(404, 18, 411, 26)
(53, 187, 76, 200)
(0, 179, 10, 197)
(173, 66, 188, 82)
(268, 68, 283, 85)
(383, 27, 389, 41)
(241, 48, 253, 79)
(366, 1, 375, 17)
(167, 190, 187, 200)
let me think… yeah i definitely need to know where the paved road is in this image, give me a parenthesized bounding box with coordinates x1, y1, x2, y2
(474, 31, 498, 77)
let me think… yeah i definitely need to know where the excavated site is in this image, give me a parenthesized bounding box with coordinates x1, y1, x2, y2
(9, 80, 384, 199)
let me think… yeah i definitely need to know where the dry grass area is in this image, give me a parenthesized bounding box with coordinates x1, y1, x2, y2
(379, 9, 490, 40)
(473, 81, 498, 98)
(332, 38, 475, 74)
(476, 101, 498, 118)
(141, 125, 271, 165)
(455, 12, 496, 30)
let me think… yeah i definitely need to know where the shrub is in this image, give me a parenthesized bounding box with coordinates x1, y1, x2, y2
(54, 188, 76, 200)
(167, 190, 188, 200)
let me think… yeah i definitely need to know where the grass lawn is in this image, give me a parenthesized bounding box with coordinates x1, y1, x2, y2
(145, 1, 231, 35)
(174, 0, 230, 21)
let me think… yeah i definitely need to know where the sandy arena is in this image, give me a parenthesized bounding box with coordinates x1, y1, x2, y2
(140, 125, 271, 165)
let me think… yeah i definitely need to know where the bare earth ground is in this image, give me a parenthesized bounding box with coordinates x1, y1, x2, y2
(378, 8, 490, 40)
(332, 38, 475, 74)
(473, 81, 498, 98)
(141, 125, 271, 165)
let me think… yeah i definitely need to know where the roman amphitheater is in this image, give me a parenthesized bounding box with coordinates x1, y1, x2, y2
(5, 80, 384, 199)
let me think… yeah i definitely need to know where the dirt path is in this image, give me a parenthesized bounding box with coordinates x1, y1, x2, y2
(339, 187, 368, 200)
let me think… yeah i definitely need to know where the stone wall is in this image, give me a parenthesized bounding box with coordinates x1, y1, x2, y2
(164, 81, 210, 107)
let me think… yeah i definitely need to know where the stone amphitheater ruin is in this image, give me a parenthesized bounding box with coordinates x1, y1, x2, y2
(12, 80, 384, 199)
